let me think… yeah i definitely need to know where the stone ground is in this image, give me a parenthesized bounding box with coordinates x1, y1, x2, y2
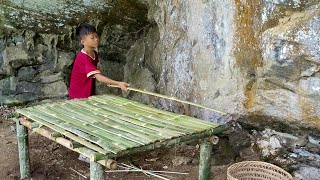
(0, 118, 248, 180)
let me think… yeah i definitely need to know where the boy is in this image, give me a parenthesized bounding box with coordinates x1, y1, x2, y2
(69, 23, 128, 99)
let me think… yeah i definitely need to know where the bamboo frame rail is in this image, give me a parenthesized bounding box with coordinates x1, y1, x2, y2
(15, 94, 227, 180)
(16, 118, 117, 169)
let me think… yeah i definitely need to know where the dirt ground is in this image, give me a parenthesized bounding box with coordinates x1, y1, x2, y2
(0, 118, 256, 180)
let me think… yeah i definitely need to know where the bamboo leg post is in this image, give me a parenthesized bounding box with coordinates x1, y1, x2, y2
(199, 136, 219, 180)
(90, 161, 105, 180)
(16, 120, 31, 179)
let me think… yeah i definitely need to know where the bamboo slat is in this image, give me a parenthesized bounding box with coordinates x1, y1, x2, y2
(69, 104, 160, 140)
(17, 94, 224, 157)
(69, 100, 184, 137)
(51, 103, 158, 142)
(90, 97, 210, 131)
(22, 108, 118, 152)
(30, 107, 131, 151)
(91, 95, 217, 128)
(18, 118, 117, 169)
(51, 104, 153, 144)
(16, 109, 109, 154)
(64, 102, 173, 139)
(107, 85, 226, 115)
(91, 95, 177, 118)
(87, 99, 196, 133)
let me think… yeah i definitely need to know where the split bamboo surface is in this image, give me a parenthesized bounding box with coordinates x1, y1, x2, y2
(17, 94, 224, 161)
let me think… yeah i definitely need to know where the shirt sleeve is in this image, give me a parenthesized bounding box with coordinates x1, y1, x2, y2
(84, 57, 101, 78)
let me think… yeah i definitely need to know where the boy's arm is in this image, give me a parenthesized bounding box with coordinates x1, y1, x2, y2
(94, 74, 129, 92)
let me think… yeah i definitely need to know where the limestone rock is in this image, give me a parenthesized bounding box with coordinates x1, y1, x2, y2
(124, 28, 158, 104)
(131, 0, 244, 120)
(0, 96, 23, 106)
(257, 129, 283, 157)
(253, 3, 320, 129)
(0, 0, 150, 105)
(40, 71, 68, 98)
(40, 72, 64, 84)
(2, 44, 29, 73)
(0, 77, 16, 95)
(17, 66, 38, 81)
(39, 72, 68, 99)
(16, 81, 40, 94)
(294, 166, 320, 180)
(41, 80, 68, 99)
(55, 52, 74, 71)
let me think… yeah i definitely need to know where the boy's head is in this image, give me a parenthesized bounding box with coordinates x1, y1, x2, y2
(76, 23, 99, 49)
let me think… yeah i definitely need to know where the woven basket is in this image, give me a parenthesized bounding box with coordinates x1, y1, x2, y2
(227, 161, 293, 180)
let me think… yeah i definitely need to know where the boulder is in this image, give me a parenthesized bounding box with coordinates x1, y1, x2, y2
(55, 52, 74, 71)
(2, 44, 29, 73)
(41, 80, 68, 99)
(40, 72, 64, 84)
(294, 166, 320, 180)
(253, 4, 320, 129)
(17, 66, 38, 81)
(16, 81, 41, 94)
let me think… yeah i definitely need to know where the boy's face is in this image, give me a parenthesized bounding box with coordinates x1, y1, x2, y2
(81, 32, 99, 49)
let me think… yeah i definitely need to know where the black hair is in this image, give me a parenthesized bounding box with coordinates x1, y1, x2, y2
(75, 23, 97, 40)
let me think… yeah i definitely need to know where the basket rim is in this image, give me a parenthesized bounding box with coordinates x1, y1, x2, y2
(227, 161, 293, 179)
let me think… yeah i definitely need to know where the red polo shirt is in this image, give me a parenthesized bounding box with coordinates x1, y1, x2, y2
(69, 49, 101, 99)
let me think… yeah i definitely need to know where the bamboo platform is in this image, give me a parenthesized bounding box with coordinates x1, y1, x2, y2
(15, 94, 226, 180)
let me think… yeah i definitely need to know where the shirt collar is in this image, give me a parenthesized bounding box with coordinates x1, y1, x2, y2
(81, 49, 96, 60)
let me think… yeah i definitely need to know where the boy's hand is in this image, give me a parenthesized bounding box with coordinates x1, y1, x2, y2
(118, 82, 129, 92)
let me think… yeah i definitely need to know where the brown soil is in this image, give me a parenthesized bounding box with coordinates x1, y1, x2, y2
(0, 119, 253, 180)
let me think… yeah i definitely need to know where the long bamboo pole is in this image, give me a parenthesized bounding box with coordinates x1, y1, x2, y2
(101, 94, 224, 129)
(108, 85, 226, 115)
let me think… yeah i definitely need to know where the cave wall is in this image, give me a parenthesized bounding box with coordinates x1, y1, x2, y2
(0, 0, 149, 105)
(0, 0, 319, 131)
(126, 0, 320, 130)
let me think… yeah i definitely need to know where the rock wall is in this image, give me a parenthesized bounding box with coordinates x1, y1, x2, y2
(254, 2, 320, 130)
(0, 0, 319, 132)
(0, 29, 74, 105)
(0, 0, 149, 105)
(126, 1, 244, 124)
(125, 0, 320, 132)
